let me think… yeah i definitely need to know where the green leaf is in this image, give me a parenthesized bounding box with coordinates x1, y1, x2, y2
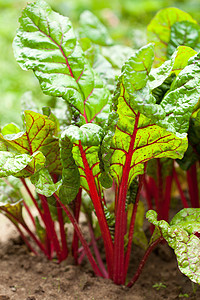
(147, 7, 197, 67)
(147, 209, 200, 285)
(158, 52, 200, 135)
(59, 131, 80, 204)
(108, 44, 188, 187)
(60, 123, 104, 198)
(1, 123, 21, 136)
(149, 46, 197, 91)
(79, 10, 113, 46)
(0, 177, 23, 206)
(101, 45, 135, 69)
(167, 21, 200, 57)
(13, 0, 111, 125)
(0, 152, 32, 177)
(0, 110, 62, 175)
(177, 107, 200, 170)
(31, 168, 62, 197)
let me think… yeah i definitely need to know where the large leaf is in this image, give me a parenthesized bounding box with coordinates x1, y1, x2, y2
(106, 43, 200, 187)
(13, 0, 111, 126)
(79, 10, 113, 46)
(0, 110, 62, 175)
(147, 7, 197, 67)
(167, 21, 200, 57)
(147, 209, 200, 285)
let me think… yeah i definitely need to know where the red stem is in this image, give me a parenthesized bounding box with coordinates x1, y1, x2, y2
(56, 199, 68, 260)
(54, 194, 103, 277)
(88, 223, 109, 278)
(157, 159, 164, 219)
(124, 174, 144, 279)
(143, 175, 153, 210)
(186, 163, 199, 208)
(23, 200, 36, 228)
(78, 141, 114, 278)
(148, 177, 159, 212)
(127, 237, 163, 288)
(173, 168, 189, 208)
(20, 178, 45, 223)
(113, 112, 140, 285)
(162, 174, 173, 221)
(0, 207, 49, 257)
(72, 189, 82, 264)
(39, 194, 63, 262)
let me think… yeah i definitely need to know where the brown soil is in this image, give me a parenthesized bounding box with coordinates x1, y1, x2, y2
(0, 215, 199, 300)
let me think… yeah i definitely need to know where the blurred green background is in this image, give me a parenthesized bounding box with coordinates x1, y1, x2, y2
(1, 0, 200, 126)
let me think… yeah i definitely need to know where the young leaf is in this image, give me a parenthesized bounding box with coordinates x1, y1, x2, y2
(13, 0, 111, 125)
(0, 152, 33, 177)
(79, 10, 113, 46)
(0, 110, 62, 175)
(147, 7, 197, 66)
(147, 209, 200, 285)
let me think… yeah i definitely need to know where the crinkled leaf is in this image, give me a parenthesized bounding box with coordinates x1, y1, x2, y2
(79, 10, 113, 46)
(147, 7, 196, 67)
(0, 152, 32, 177)
(158, 52, 200, 135)
(149, 46, 197, 91)
(31, 168, 62, 197)
(59, 132, 80, 204)
(13, 0, 111, 126)
(147, 209, 200, 285)
(0, 110, 62, 175)
(167, 21, 200, 57)
(108, 44, 188, 187)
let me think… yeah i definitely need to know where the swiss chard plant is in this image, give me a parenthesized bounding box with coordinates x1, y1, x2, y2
(1, 0, 200, 287)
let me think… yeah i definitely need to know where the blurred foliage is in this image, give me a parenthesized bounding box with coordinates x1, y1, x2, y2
(1, 0, 200, 126)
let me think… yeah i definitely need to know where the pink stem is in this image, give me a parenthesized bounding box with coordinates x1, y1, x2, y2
(72, 189, 82, 264)
(124, 174, 144, 279)
(0, 207, 49, 257)
(39, 194, 63, 262)
(56, 199, 68, 260)
(54, 194, 103, 277)
(127, 237, 163, 288)
(88, 223, 108, 278)
(23, 200, 36, 227)
(173, 168, 189, 208)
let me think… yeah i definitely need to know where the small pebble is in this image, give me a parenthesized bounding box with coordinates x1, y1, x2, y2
(10, 286, 17, 292)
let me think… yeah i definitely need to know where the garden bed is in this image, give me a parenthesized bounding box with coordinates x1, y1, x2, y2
(0, 215, 199, 300)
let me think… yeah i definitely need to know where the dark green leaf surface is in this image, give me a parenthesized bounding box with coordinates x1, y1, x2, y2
(147, 7, 196, 66)
(13, 0, 111, 125)
(167, 21, 200, 57)
(147, 209, 200, 284)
